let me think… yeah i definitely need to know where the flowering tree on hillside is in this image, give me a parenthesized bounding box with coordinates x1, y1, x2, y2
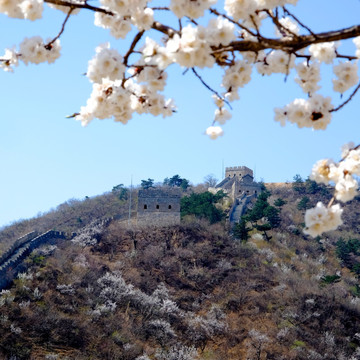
(1, 0, 360, 236)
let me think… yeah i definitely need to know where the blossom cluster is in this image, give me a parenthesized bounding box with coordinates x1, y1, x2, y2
(304, 143, 360, 237)
(1, 0, 360, 154)
(274, 94, 333, 130)
(0, 36, 60, 72)
(310, 143, 360, 202)
(303, 202, 343, 238)
(0, 0, 43, 20)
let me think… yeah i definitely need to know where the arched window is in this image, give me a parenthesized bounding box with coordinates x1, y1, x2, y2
(144, 204, 147, 209)
(156, 204, 160, 209)
(168, 205, 172, 209)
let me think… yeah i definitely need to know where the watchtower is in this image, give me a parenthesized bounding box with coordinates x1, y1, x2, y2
(225, 166, 253, 180)
(137, 188, 181, 227)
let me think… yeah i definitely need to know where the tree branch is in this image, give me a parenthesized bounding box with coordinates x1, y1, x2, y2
(123, 30, 145, 67)
(191, 68, 232, 109)
(209, 7, 257, 37)
(151, 21, 177, 37)
(44, 0, 113, 15)
(221, 24, 360, 53)
(282, 7, 316, 36)
(45, 8, 74, 49)
(330, 81, 360, 113)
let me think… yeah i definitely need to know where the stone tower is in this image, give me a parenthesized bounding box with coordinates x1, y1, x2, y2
(137, 188, 181, 227)
(225, 166, 253, 180)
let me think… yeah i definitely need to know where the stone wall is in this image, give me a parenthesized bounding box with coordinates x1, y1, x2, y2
(225, 166, 253, 179)
(137, 188, 181, 227)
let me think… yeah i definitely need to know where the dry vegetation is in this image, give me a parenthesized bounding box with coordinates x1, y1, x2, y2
(0, 182, 360, 359)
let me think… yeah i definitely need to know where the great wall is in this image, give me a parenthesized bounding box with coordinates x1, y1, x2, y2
(0, 165, 261, 291)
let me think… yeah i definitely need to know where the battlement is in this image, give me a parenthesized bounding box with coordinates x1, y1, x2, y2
(225, 166, 253, 179)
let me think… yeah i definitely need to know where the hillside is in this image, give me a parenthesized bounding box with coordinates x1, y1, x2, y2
(0, 182, 360, 359)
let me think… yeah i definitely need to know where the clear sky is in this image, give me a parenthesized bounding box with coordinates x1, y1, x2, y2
(1, 0, 360, 227)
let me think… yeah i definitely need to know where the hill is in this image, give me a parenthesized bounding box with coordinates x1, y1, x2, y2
(0, 182, 360, 359)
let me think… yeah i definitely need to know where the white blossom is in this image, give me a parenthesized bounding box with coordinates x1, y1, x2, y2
(342, 147, 360, 175)
(304, 202, 343, 237)
(19, 0, 43, 20)
(332, 61, 359, 93)
(214, 108, 232, 124)
(87, 43, 125, 83)
(295, 61, 321, 94)
(256, 50, 295, 75)
(334, 173, 358, 202)
(94, 12, 132, 39)
(276, 17, 299, 37)
(206, 126, 224, 139)
(207, 16, 236, 46)
(19, 36, 61, 65)
(0, 0, 24, 18)
(222, 60, 252, 92)
(310, 158, 337, 185)
(0, 47, 19, 72)
(309, 42, 338, 64)
(275, 94, 332, 130)
(131, 7, 154, 31)
(224, 0, 258, 22)
(354, 36, 360, 59)
(170, 0, 217, 19)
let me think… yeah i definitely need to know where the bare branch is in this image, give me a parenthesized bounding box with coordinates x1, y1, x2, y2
(225, 24, 360, 53)
(44, 0, 113, 15)
(150, 7, 170, 11)
(209, 7, 257, 37)
(151, 21, 177, 37)
(123, 31, 145, 67)
(45, 8, 74, 49)
(330, 81, 360, 113)
(282, 7, 316, 36)
(262, 9, 299, 39)
(191, 68, 232, 109)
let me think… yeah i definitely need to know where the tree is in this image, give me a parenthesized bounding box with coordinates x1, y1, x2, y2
(141, 178, 154, 189)
(180, 191, 226, 224)
(203, 174, 218, 188)
(1, 1, 360, 236)
(112, 184, 128, 200)
(163, 175, 190, 190)
(292, 174, 306, 194)
(233, 218, 250, 242)
(297, 196, 310, 211)
(274, 198, 286, 208)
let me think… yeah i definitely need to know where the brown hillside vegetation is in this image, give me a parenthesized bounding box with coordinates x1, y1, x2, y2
(0, 182, 360, 359)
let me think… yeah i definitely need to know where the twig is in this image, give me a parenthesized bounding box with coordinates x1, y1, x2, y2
(330, 81, 360, 113)
(45, 8, 74, 49)
(44, 0, 113, 15)
(283, 7, 316, 36)
(123, 31, 145, 67)
(209, 8, 257, 37)
(263, 9, 299, 39)
(191, 68, 232, 109)
(150, 7, 170, 11)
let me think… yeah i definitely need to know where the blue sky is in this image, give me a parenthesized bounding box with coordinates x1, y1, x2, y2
(1, 0, 360, 227)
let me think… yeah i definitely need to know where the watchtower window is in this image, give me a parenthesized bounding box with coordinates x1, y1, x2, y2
(156, 204, 160, 209)
(168, 205, 172, 209)
(144, 204, 147, 209)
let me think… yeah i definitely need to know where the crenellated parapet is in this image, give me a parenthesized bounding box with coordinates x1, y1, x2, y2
(225, 166, 253, 179)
